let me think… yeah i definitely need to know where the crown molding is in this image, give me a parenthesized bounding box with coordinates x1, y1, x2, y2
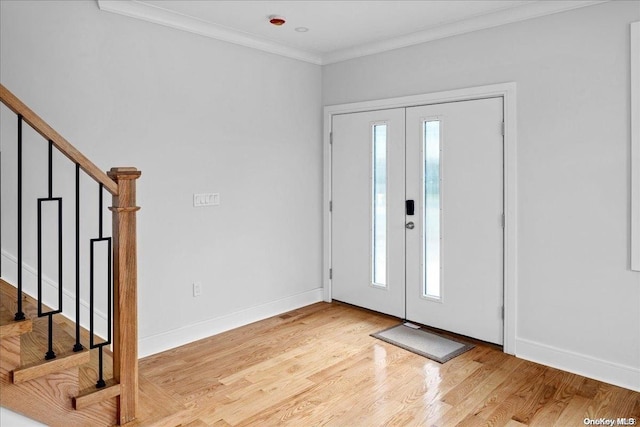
(322, 0, 609, 64)
(98, 0, 608, 66)
(97, 0, 323, 65)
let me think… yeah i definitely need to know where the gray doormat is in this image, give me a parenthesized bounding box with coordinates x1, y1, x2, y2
(371, 323, 474, 363)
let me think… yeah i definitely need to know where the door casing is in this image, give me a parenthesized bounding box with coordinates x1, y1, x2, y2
(323, 82, 518, 354)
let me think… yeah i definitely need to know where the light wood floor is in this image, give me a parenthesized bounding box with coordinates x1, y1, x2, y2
(130, 302, 639, 427)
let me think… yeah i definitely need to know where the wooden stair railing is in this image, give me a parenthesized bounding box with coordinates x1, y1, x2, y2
(0, 83, 140, 425)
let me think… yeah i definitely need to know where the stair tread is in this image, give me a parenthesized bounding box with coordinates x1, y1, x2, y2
(0, 304, 32, 338)
(78, 343, 115, 391)
(1, 362, 118, 426)
(75, 379, 121, 410)
(20, 310, 86, 365)
(13, 347, 91, 383)
(1, 279, 116, 398)
(0, 278, 30, 319)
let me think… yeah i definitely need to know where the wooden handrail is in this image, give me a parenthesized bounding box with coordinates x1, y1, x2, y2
(0, 84, 118, 195)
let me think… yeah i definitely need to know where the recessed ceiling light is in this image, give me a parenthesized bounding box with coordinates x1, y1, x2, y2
(295, 27, 309, 33)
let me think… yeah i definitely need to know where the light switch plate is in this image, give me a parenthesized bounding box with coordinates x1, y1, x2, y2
(193, 193, 220, 207)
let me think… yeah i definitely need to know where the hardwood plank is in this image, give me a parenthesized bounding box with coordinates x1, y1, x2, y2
(431, 356, 524, 426)
(0, 304, 32, 338)
(120, 374, 189, 427)
(5, 299, 637, 426)
(0, 335, 21, 377)
(1, 276, 117, 407)
(548, 395, 591, 427)
(0, 365, 118, 426)
(74, 380, 121, 410)
(13, 347, 90, 383)
(131, 302, 639, 426)
(528, 370, 584, 426)
(179, 419, 213, 427)
(77, 344, 115, 392)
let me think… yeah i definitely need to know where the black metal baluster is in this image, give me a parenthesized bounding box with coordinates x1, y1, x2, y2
(90, 183, 111, 388)
(73, 164, 83, 352)
(1, 150, 3, 278)
(37, 140, 63, 360)
(99, 184, 103, 238)
(15, 115, 25, 321)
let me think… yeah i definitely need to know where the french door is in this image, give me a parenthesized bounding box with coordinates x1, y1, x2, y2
(332, 108, 406, 318)
(331, 97, 505, 344)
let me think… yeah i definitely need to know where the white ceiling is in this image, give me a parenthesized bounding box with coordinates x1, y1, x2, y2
(97, 0, 607, 65)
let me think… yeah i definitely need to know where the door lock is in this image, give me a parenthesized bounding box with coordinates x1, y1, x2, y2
(406, 200, 415, 215)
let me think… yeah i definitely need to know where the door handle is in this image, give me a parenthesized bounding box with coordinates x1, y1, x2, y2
(406, 222, 415, 230)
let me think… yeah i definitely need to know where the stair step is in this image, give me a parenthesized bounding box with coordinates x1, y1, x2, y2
(18, 303, 92, 372)
(13, 347, 90, 383)
(0, 304, 32, 339)
(1, 278, 119, 410)
(0, 278, 30, 319)
(1, 362, 118, 426)
(74, 379, 121, 410)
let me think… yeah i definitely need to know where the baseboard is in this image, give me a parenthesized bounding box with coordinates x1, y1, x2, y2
(0, 407, 46, 427)
(1, 249, 108, 338)
(139, 287, 324, 358)
(516, 337, 640, 392)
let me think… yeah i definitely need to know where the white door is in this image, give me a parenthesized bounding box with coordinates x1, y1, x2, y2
(331, 98, 504, 344)
(405, 97, 504, 344)
(331, 109, 406, 318)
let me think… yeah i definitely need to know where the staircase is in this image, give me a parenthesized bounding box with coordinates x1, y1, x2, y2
(0, 84, 141, 426)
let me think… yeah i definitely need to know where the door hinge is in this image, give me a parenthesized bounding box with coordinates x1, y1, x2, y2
(501, 122, 505, 136)
(501, 213, 505, 228)
(329, 200, 333, 212)
(330, 132, 333, 145)
(329, 268, 333, 279)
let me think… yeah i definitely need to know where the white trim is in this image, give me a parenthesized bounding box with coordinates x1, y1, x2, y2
(323, 1, 608, 64)
(323, 112, 333, 302)
(97, 0, 607, 66)
(0, 408, 46, 427)
(631, 22, 640, 271)
(1, 250, 109, 339)
(323, 82, 518, 354)
(96, 0, 323, 65)
(139, 287, 323, 358)
(516, 337, 640, 392)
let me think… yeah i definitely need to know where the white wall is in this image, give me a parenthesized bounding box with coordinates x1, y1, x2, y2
(1, 0, 638, 394)
(0, 0, 323, 356)
(324, 1, 640, 391)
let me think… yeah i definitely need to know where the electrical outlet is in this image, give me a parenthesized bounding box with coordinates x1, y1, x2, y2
(193, 282, 202, 297)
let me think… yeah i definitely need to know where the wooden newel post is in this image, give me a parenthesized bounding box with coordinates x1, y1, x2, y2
(108, 167, 141, 425)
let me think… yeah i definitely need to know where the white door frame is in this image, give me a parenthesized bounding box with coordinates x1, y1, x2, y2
(323, 82, 518, 355)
